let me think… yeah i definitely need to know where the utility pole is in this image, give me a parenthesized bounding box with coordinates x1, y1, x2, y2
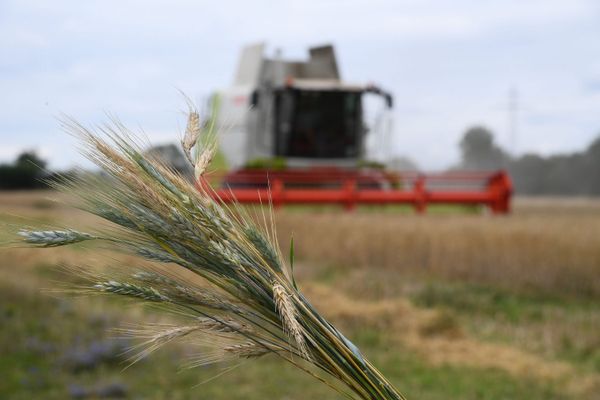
(508, 87, 518, 157)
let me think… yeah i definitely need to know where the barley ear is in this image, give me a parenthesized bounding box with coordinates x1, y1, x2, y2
(182, 110, 201, 164)
(273, 282, 310, 360)
(194, 142, 216, 179)
(224, 342, 270, 359)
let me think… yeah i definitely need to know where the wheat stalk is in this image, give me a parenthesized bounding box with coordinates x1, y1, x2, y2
(13, 108, 406, 400)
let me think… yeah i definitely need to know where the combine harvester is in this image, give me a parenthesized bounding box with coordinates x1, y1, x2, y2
(200, 43, 512, 214)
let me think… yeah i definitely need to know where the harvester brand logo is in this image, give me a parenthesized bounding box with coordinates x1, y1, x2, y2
(232, 95, 247, 105)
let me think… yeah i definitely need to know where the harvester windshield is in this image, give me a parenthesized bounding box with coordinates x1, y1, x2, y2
(274, 89, 362, 159)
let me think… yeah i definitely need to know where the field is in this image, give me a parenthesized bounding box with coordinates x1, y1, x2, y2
(1, 191, 599, 399)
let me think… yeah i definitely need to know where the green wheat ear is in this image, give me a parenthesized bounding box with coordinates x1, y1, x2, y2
(13, 108, 406, 400)
(18, 229, 96, 247)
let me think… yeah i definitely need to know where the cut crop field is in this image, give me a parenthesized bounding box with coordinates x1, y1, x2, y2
(1, 191, 599, 399)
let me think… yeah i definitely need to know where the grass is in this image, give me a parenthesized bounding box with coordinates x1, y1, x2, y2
(411, 282, 600, 374)
(2, 192, 600, 399)
(0, 264, 565, 400)
(378, 351, 563, 400)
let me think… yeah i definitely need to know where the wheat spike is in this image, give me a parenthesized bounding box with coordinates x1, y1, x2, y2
(94, 280, 169, 302)
(273, 283, 310, 360)
(18, 229, 96, 247)
(182, 110, 201, 164)
(224, 342, 270, 359)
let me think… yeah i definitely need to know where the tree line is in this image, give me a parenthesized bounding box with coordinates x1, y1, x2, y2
(0, 152, 49, 190)
(3, 128, 600, 195)
(458, 126, 600, 195)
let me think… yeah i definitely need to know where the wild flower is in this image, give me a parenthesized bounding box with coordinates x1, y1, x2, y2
(15, 109, 406, 400)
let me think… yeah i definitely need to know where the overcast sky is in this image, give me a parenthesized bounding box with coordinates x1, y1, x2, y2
(1, 0, 599, 170)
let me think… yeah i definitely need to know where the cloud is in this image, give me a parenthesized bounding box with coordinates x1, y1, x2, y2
(584, 78, 600, 93)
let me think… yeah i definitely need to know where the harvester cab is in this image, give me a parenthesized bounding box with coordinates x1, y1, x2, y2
(213, 43, 392, 170)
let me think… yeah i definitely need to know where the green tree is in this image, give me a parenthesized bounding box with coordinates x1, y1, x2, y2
(459, 126, 508, 170)
(0, 151, 48, 190)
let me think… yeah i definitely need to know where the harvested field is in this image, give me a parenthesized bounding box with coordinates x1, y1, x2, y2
(275, 197, 600, 297)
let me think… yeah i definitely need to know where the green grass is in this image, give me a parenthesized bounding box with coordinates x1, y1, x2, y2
(412, 282, 591, 322)
(1, 268, 569, 400)
(378, 351, 564, 400)
(412, 282, 600, 373)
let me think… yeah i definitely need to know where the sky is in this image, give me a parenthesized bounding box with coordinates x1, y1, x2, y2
(1, 0, 599, 170)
